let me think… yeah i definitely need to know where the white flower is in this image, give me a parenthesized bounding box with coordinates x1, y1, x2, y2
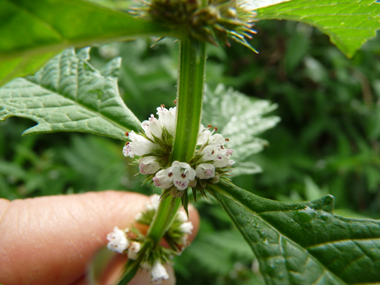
(176, 210, 188, 223)
(171, 161, 196, 190)
(179, 221, 193, 234)
(209, 134, 226, 145)
(139, 156, 161, 174)
(197, 125, 212, 145)
(146, 194, 161, 210)
(142, 115, 163, 140)
(123, 131, 156, 158)
(153, 168, 174, 189)
(157, 106, 177, 136)
(196, 163, 215, 179)
(107, 226, 129, 254)
(151, 261, 169, 283)
(127, 241, 141, 260)
(200, 145, 234, 168)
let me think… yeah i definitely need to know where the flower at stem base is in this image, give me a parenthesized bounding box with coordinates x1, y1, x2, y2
(151, 260, 169, 283)
(107, 226, 129, 254)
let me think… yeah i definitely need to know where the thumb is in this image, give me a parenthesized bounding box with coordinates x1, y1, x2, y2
(0, 191, 199, 285)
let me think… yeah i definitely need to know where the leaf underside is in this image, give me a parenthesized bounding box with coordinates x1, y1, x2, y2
(256, 0, 380, 58)
(209, 183, 380, 285)
(0, 0, 173, 86)
(0, 48, 142, 139)
(202, 85, 280, 176)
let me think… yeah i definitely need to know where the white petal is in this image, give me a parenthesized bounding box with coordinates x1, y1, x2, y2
(196, 163, 215, 179)
(157, 106, 177, 136)
(107, 226, 129, 254)
(179, 221, 193, 234)
(153, 168, 174, 189)
(128, 241, 141, 260)
(176, 211, 188, 223)
(139, 156, 161, 174)
(151, 261, 169, 283)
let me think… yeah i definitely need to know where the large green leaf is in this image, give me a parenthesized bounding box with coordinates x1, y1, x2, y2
(209, 182, 380, 284)
(0, 48, 142, 139)
(256, 0, 380, 58)
(0, 0, 175, 85)
(202, 85, 280, 176)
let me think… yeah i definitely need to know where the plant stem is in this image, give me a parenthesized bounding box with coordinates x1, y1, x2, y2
(171, 39, 207, 163)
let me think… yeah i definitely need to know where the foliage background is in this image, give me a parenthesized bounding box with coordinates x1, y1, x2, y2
(1, 19, 380, 284)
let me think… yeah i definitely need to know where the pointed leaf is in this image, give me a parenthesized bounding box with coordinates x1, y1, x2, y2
(0, 48, 142, 139)
(256, 0, 380, 58)
(209, 182, 380, 284)
(202, 85, 280, 176)
(0, 0, 176, 85)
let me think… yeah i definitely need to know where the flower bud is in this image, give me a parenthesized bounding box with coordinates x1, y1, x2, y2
(139, 156, 161, 174)
(196, 163, 215, 179)
(127, 241, 141, 260)
(153, 168, 174, 189)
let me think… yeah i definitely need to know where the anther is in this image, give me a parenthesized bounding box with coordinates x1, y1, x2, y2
(213, 127, 218, 132)
(207, 124, 212, 129)
(125, 131, 129, 137)
(168, 172, 173, 177)
(173, 99, 177, 105)
(181, 173, 186, 178)
(161, 104, 165, 108)
(225, 138, 229, 142)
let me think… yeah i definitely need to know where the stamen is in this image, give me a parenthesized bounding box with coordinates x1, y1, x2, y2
(161, 104, 165, 108)
(181, 173, 186, 178)
(125, 131, 129, 137)
(225, 138, 229, 142)
(168, 172, 173, 177)
(207, 124, 212, 129)
(173, 99, 177, 105)
(213, 127, 218, 132)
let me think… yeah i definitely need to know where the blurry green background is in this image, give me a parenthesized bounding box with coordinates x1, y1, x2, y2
(1, 20, 380, 284)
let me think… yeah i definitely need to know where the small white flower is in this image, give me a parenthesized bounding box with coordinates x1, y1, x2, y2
(142, 115, 163, 140)
(151, 261, 169, 283)
(146, 194, 161, 210)
(127, 241, 141, 260)
(157, 106, 177, 136)
(107, 226, 129, 254)
(200, 144, 234, 168)
(153, 168, 174, 189)
(179, 221, 193, 234)
(171, 161, 196, 190)
(176, 210, 188, 223)
(123, 131, 156, 158)
(209, 134, 226, 145)
(197, 125, 212, 145)
(139, 156, 161, 174)
(196, 163, 215, 179)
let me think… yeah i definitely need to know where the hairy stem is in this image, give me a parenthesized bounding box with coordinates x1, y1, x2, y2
(171, 39, 206, 163)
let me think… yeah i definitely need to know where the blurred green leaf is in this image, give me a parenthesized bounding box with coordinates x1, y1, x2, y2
(202, 85, 280, 176)
(0, 48, 141, 139)
(210, 182, 380, 284)
(257, 0, 380, 57)
(0, 0, 174, 85)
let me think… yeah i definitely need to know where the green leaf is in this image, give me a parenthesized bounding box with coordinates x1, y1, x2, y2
(209, 182, 380, 284)
(202, 85, 280, 176)
(256, 0, 380, 58)
(0, 0, 175, 85)
(0, 48, 142, 139)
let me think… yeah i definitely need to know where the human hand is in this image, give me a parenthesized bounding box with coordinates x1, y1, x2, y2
(0, 191, 199, 285)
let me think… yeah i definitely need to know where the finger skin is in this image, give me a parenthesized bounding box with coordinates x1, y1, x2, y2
(0, 191, 199, 285)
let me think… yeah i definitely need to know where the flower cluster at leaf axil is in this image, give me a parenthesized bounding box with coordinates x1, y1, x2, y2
(107, 195, 193, 283)
(123, 105, 234, 200)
